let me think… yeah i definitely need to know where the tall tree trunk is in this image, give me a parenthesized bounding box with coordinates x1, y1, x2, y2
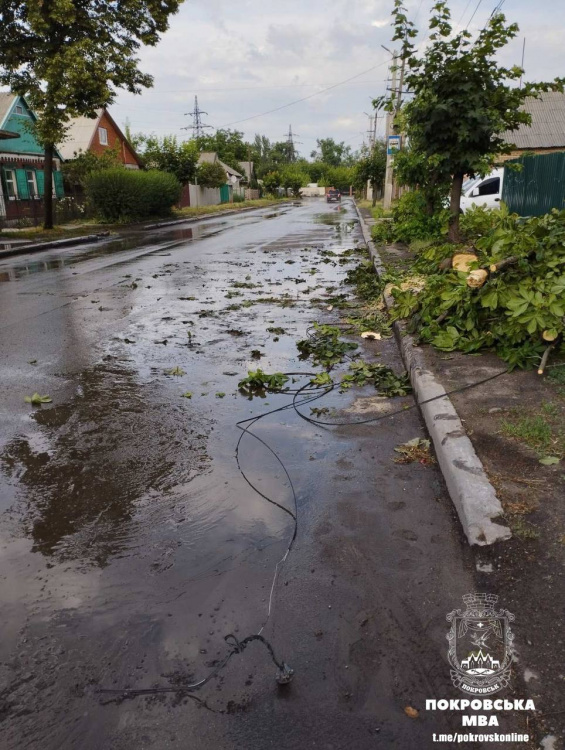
(371, 180, 377, 207)
(43, 143, 54, 230)
(448, 172, 464, 243)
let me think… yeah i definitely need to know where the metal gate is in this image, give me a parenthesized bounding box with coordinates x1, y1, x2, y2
(503, 152, 565, 216)
(219, 184, 230, 204)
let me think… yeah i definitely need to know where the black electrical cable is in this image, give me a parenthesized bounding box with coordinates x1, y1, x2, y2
(97, 322, 510, 701)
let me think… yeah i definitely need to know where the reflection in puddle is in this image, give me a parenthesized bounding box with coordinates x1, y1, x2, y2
(1, 361, 211, 566)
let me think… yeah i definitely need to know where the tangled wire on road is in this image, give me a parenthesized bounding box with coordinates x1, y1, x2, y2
(97, 325, 509, 703)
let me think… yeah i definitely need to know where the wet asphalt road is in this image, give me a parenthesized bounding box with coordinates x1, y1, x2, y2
(0, 200, 482, 749)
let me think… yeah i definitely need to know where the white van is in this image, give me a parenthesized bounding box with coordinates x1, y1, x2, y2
(460, 168, 504, 213)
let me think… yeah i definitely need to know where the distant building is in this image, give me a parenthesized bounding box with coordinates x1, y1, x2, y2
(0, 92, 65, 223)
(58, 108, 142, 168)
(500, 92, 565, 161)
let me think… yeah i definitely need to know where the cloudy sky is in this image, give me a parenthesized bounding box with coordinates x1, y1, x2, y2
(113, 0, 565, 156)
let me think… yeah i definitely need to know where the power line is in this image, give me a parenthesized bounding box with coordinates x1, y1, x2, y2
(218, 60, 389, 128)
(457, 0, 474, 26)
(465, 0, 485, 29)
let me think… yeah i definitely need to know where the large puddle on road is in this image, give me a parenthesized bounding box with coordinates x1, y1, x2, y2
(0, 200, 390, 746)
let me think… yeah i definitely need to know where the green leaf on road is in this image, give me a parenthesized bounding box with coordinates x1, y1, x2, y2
(24, 393, 52, 405)
(539, 456, 560, 466)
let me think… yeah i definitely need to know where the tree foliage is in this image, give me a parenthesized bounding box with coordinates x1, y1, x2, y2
(262, 171, 282, 193)
(197, 161, 227, 189)
(354, 142, 387, 204)
(311, 138, 354, 167)
(0, 0, 181, 228)
(389, 0, 564, 241)
(62, 145, 123, 189)
(389, 207, 565, 369)
(136, 135, 199, 185)
(280, 166, 308, 197)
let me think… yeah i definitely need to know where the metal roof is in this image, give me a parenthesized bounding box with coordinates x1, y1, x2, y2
(502, 92, 565, 149)
(57, 110, 104, 160)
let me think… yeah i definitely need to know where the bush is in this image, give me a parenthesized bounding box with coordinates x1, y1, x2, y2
(233, 192, 245, 203)
(197, 161, 227, 189)
(390, 191, 448, 243)
(85, 168, 181, 222)
(460, 204, 505, 240)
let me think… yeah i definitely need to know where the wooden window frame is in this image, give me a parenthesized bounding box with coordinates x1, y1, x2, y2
(26, 169, 39, 199)
(4, 169, 17, 199)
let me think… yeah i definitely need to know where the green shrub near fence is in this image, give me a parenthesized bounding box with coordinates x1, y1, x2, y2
(85, 168, 182, 222)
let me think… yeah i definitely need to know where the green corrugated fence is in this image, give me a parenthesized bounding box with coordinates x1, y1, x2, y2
(502, 152, 565, 217)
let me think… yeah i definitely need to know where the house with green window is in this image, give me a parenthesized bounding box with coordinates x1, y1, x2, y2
(0, 92, 64, 223)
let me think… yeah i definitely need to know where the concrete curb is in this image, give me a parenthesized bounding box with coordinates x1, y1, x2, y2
(353, 202, 511, 546)
(0, 232, 111, 259)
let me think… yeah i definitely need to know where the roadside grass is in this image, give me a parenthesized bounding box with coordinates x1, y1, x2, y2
(356, 199, 390, 222)
(0, 221, 106, 242)
(174, 198, 290, 219)
(500, 406, 565, 458)
(509, 515, 541, 541)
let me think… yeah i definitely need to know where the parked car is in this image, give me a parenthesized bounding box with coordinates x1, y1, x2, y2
(460, 168, 504, 213)
(326, 189, 341, 203)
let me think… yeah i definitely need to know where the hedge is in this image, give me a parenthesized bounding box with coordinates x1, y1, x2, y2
(85, 168, 182, 222)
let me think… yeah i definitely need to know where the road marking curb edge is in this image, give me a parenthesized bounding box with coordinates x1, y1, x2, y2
(353, 201, 511, 546)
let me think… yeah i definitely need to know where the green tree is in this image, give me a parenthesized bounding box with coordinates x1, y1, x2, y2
(138, 135, 199, 185)
(197, 161, 227, 189)
(389, 0, 563, 242)
(392, 148, 450, 216)
(354, 142, 387, 206)
(281, 167, 308, 197)
(0, 0, 180, 229)
(262, 171, 282, 194)
(311, 138, 353, 167)
(319, 165, 354, 194)
(62, 145, 122, 191)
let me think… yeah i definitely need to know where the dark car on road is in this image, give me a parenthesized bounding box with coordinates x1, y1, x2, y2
(326, 189, 341, 203)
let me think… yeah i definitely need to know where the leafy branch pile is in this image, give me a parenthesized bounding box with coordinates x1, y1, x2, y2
(297, 324, 358, 369)
(339, 361, 411, 397)
(389, 209, 565, 369)
(238, 369, 289, 395)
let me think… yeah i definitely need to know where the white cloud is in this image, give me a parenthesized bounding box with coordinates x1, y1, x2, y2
(112, 0, 565, 156)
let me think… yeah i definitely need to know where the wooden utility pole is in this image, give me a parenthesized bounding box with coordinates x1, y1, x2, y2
(383, 51, 398, 210)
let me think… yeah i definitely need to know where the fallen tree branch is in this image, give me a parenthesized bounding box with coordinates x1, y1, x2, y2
(538, 344, 555, 375)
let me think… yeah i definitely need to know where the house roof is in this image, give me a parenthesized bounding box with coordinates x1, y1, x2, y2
(238, 161, 254, 179)
(0, 92, 16, 127)
(219, 159, 242, 178)
(0, 92, 62, 159)
(197, 152, 218, 165)
(197, 151, 243, 178)
(502, 93, 565, 149)
(57, 110, 104, 160)
(57, 108, 142, 165)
